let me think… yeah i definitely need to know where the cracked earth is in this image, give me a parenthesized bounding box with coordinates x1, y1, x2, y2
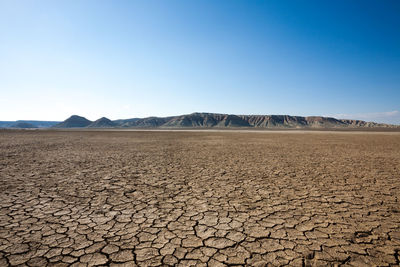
(0, 130, 400, 266)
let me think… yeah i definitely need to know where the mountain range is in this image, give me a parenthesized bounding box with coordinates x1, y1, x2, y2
(2, 113, 398, 129)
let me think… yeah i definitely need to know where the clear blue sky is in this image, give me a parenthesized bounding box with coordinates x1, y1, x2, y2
(1, 0, 399, 123)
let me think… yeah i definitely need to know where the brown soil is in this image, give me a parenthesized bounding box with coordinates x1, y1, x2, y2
(1, 130, 400, 266)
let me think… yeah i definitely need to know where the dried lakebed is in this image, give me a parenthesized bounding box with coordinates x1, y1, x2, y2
(0, 130, 400, 266)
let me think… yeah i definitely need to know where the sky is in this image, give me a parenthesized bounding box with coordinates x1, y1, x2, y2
(0, 0, 399, 124)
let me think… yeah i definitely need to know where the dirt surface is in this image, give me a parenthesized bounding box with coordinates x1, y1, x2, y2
(1, 130, 400, 266)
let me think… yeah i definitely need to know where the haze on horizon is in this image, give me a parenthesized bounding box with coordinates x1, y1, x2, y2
(0, 0, 399, 124)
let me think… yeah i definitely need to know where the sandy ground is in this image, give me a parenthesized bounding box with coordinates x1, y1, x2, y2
(0, 130, 399, 266)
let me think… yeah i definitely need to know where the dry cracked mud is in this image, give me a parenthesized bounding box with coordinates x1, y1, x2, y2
(0, 130, 400, 266)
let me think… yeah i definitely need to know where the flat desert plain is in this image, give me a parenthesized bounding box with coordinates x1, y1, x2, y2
(1, 130, 400, 267)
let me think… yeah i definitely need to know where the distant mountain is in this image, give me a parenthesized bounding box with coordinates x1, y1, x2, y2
(0, 120, 59, 128)
(53, 115, 92, 128)
(11, 122, 38, 128)
(87, 117, 117, 128)
(2, 113, 398, 129)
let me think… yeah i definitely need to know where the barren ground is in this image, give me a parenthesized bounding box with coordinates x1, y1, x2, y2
(1, 130, 400, 266)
